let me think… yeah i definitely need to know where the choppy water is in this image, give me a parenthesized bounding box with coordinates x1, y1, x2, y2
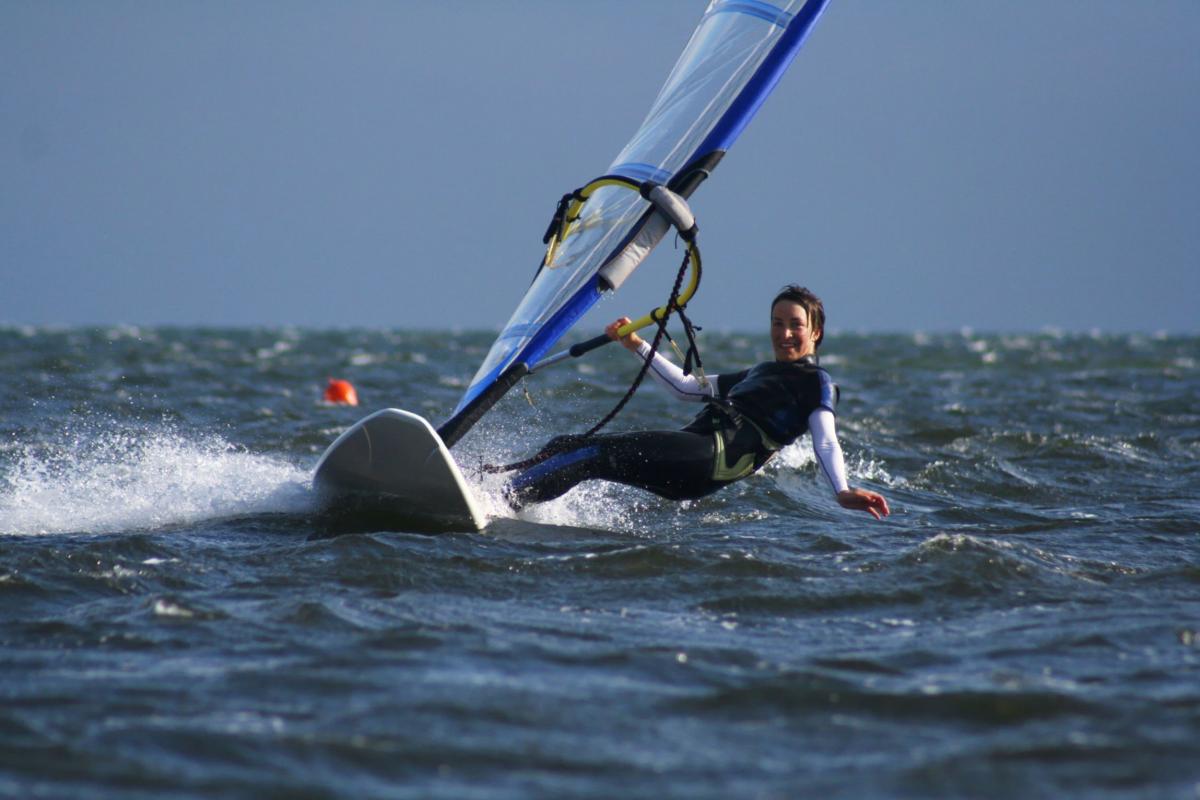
(1, 325, 1197, 799)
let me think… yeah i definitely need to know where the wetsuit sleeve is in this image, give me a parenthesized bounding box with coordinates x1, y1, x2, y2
(817, 369, 838, 413)
(633, 340, 717, 402)
(809, 408, 850, 494)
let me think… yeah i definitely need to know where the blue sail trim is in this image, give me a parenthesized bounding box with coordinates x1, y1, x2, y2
(705, 0, 794, 28)
(689, 0, 830, 165)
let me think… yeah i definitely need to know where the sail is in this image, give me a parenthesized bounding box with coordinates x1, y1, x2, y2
(439, 0, 831, 446)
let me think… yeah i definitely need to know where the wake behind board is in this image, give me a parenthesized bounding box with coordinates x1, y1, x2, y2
(313, 409, 486, 532)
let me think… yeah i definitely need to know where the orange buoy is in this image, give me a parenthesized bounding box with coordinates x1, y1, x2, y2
(323, 378, 358, 406)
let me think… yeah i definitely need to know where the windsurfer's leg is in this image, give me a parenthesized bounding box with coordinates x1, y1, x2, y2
(506, 430, 718, 508)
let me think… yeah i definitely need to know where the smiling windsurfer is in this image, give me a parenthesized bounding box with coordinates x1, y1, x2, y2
(506, 285, 890, 519)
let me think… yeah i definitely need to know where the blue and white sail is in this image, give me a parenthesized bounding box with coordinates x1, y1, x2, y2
(438, 0, 830, 446)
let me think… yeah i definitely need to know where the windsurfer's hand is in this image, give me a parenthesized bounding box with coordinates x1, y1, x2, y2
(606, 317, 644, 351)
(837, 488, 890, 520)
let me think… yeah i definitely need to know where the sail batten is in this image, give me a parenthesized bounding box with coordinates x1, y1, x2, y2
(610, 163, 675, 184)
(440, 0, 831, 445)
(705, 1, 795, 28)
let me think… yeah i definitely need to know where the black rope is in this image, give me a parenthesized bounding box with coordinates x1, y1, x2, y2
(481, 247, 695, 475)
(580, 250, 690, 439)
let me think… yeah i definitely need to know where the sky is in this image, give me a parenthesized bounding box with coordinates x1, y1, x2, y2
(3, 1, 1198, 334)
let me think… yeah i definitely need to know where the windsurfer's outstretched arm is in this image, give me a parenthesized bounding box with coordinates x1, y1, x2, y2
(809, 408, 890, 520)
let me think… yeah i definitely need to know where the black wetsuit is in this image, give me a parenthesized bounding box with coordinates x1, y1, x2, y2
(507, 355, 838, 507)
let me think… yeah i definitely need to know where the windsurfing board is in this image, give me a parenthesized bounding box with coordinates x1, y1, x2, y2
(313, 409, 486, 532)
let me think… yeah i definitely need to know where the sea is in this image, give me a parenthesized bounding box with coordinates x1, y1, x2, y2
(1, 325, 1197, 799)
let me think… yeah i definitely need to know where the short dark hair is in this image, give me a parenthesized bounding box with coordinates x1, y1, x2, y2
(771, 285, 825, 348)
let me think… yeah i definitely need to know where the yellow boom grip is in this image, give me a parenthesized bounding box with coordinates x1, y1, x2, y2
(615, 242, 701, 337)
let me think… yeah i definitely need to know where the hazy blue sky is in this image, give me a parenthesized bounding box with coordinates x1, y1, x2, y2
(4, 1, 1198, 333)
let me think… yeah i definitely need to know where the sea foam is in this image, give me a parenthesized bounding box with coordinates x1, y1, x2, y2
(0, 423, 313, 536)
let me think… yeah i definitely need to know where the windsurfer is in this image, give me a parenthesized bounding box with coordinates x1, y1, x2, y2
(506, 285, 890, 519)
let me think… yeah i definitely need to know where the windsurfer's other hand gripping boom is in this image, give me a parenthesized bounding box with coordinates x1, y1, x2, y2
(605, 317, 645, 352)
(505, 285, 890, 520)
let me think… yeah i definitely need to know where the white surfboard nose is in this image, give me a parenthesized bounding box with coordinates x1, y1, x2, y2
(314, 408, 486, 531)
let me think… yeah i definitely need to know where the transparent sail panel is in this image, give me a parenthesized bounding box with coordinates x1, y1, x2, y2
(458, 0, 815, 411)
(610, 3, 797, 180)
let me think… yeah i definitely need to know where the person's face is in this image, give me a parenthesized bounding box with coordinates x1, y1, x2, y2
(770, 300, 819, 362)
